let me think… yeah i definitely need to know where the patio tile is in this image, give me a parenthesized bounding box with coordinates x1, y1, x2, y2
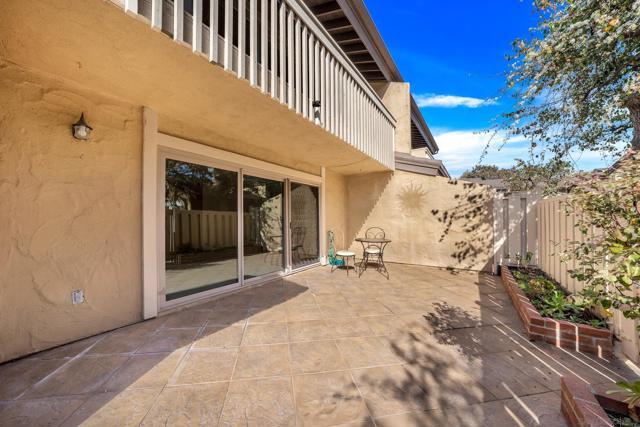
(136, 328, 198, 353)
(85, 331, 146, 355)
(24, 355, 129, 398)
(434, 325, 522, 356)
(290, 341, 347, 374)
(172, 349, 237, 385)
(219, 377, 295, 427)
(287, 320, 333, 342)
(325, 318, 375, 338)
(215, 294, 253, 310)
(474, 352, 551, 399)
(242, 323, 288, 345)
(350, 300, 393, 316)
(233, 344, 290, 379)
(207, 308, 249, 326)
(247, 306, 288, 323)
(318, 303, 358, 318)
(0, 397, 86, 427)
(293, 371, 368, 427)
(193, 324, 245, 349)
(140, 383, 228, 426)
(0, 358, 66, 400)
(285, 305, 324, 322)
(335, 337, 403, 368)
(59, 389, 159, 427)
(352, 365, 433, 418)
(161, 309, 210, 329)
(26, 336, 102, 361)
(103, 351, 185, 391)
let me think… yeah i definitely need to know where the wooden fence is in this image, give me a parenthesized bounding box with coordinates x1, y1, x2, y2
(536, 197, 639, 362)
(165, 209, 258, 254)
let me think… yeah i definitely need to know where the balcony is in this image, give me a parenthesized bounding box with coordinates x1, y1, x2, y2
(116, 0, 395, 170)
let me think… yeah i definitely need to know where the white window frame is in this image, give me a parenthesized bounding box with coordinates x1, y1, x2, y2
(142, 107, 323, 318)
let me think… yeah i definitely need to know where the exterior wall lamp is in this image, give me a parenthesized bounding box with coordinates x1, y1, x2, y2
(312, 100, 322, 126)
(72, 113, 93, 141)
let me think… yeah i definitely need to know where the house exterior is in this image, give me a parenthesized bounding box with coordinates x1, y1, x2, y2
(0, 0, 495, 363)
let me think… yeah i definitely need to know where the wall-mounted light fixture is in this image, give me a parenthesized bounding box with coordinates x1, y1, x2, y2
(312, 100, 322, 126)
(72, 113, 93, 141)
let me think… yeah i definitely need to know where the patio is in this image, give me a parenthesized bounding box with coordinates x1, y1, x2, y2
(1, 263, 637, 427)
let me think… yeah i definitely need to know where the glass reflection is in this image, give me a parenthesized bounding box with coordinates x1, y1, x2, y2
(243, 175, 285, 279)
(165, 159, 238, 300)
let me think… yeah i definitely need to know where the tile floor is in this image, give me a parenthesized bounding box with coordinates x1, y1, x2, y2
(0, 264, 637, 427)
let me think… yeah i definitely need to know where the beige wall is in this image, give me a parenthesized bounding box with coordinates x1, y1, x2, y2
(346, 171, 495, 272)
(372, 82, 412, 154)
(324, 169, 349, 250)
(0, 62, 143, 363)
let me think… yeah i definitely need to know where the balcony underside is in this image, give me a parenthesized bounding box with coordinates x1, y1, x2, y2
(0, 0, 390, 176)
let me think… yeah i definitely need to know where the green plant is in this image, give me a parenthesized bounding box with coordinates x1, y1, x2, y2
(562, 153, 640, 325)
(607, 381, 640, 422)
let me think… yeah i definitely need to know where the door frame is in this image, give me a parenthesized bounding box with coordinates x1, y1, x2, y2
(142, 108, 323, 318)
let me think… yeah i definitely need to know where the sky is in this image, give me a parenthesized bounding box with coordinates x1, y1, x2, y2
(364, 0, 615, 177)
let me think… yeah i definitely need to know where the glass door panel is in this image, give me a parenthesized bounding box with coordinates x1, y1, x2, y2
(243, 175, 285, 279)
(290, 183, 320, 269)
(165, 159, 238, 301)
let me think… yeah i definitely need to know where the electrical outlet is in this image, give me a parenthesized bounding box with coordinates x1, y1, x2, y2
(71, 290, 85, 305)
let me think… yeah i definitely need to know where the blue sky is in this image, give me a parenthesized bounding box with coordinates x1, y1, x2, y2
(365, 0, 615, 177)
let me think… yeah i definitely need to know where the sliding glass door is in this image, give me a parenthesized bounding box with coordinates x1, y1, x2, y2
(164, 158, 239, 301)
(243, 175, 285, 279)
(290, 182, 320, 269)
(162, 154, 320, 306)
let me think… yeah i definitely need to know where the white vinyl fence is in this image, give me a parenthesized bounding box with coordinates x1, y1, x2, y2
(493, 191, 541, 273)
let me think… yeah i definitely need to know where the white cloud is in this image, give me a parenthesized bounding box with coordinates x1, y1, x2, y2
(433, 129, 620, 177)
(414, 94, 499, 108)
(434, 130, 528, 176)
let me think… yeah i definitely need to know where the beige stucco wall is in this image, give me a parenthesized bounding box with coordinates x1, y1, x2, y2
(0, 0, 388, 177)
(372, 82, 412, 154)
(324, 169, 349, 250)
(346, 171, 496, 272)
(0, 62, 143, 363)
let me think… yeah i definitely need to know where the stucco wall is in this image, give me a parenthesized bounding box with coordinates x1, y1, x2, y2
(346, 171, 496, 272)
(324, 169, 349, 250)
(372, 82, 411, 154)
(0, 62, 143, 363)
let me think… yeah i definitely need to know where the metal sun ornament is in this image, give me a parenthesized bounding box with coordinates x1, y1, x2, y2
(72, 113, 93, 141)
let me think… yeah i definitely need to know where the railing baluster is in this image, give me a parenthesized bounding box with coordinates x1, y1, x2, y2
(238, 0, 246, 79)
(210, 0, 219, 63)
(249, 0, 258, 85)
(308, 34, 315, 121)
(278, 2, 286, 102)
(321, 47, 327, 128)
(270, 0, 278, 98)
(151, 0, 162, 30)
(260, 0, 268, 92)
(294, 18, 301, 113)
(173, 0, 184, 42)
(193, 0, 202, 53)
(224, 0, 233, 71)
(301, 26, 308, 119)
(124, 0, 138, 15)
(287, 10, 294, 109)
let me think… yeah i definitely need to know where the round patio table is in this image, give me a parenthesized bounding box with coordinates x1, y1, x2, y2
(355, 237, 391, 278)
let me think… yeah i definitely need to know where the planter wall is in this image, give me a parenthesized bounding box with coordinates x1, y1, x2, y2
(561, 376, 614, 427)
(501, 265, 613, 358)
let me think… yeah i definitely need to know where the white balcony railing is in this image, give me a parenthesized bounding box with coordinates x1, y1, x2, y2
(118, 0, 395, 169)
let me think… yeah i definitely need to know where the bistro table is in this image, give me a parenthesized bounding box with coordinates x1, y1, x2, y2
(355, 237, 391, 278)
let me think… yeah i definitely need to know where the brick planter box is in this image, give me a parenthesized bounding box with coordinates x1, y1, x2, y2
(561, 376, 613, 427)
(501, 265, 613, 358)
(561, 376, 639, 427)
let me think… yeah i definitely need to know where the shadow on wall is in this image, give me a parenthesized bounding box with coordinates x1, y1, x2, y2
(346, 172, 495, 272)
(430, 181, 494, 272)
